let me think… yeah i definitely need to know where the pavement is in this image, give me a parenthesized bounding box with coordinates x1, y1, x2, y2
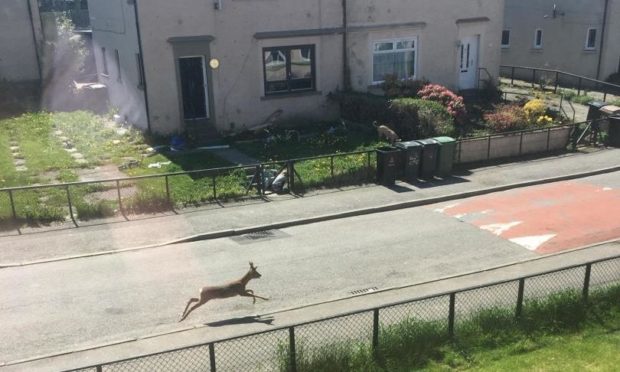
(1, 147, 620, 371)
(1, 147, 620, 267)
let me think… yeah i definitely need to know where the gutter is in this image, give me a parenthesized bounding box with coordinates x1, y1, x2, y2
(26, 0, 43, 85)
(132, 0, 152, 134)
(596, 0, 609, 80)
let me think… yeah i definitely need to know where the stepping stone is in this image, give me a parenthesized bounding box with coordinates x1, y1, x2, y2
(71, 153, 84, 160)
(58, 136, 69, 142)
(10, 146, 20, 152)
(65, 148, 77, 153)
(75, 158, 88, 165)
(16, 165, 28, 172)
(14, 159, 26, 166)
(13, 153, 24, 159)
(54, 130, 63, 136)
(63, 141, 74, 149)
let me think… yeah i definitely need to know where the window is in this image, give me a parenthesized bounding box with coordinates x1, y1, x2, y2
(263, 45, 315, 95)
(534, 29, 543, 49)
(136, 53, 145, 89)
(372, 38, 417, 83)
(501, 30, 510, 48)
(101, 47, 109, 75)
(115, 50, 122, 82)
(585, 28, 597, 50)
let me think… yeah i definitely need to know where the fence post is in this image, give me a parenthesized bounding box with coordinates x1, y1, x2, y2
(531, 69, 536, 88)
(209, 343, 217, 372)
(65, 185, 78, 227)
(583, 263, 592, 302)
(8, 190, 18, 224)
(330, 156, 335, 185)
(487, 135, 492, 160)
(212, 174, 217, 200)
(546, 127, 552, 151)
(511, 66, 515, 85)
(116, 180, 127, 219)
(515, 278, 525, 319)
(367, 151, 372, 181)
(372, 308, 380, 356)
(165, 175, 171, 207)
(289, 326, 297, 372)
(554, 71, 559, 93)
(288, 161, 295, 193)
(577, 77, 582, 96)
(96, 366, 102, 372)
(448, 293, 456, 338)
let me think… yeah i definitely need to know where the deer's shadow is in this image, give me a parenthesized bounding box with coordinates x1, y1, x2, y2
(206, 315, 275, 327)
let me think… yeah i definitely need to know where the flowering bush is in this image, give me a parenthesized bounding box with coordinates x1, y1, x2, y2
(418, 84, 467, 121)
(536, 115, 554, 126)
(523, 99, 547, 124)
(484, 104, 527, 133)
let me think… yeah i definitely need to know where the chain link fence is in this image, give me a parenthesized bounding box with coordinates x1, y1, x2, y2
(64, 255, 620, 372)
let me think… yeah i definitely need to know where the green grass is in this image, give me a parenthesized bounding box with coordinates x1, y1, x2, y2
(277, 285, 620, 371)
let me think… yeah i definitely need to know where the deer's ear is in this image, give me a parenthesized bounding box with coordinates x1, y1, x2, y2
(249, 261, 254, 268)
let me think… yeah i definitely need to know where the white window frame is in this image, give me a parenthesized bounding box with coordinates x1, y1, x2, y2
(585, 27, 597, 50)
(533, 29, 543, 49)
(501, 29, 511, 48)
(371, 37, 418, 84)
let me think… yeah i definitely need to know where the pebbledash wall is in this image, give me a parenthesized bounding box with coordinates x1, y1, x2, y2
(89, 0, 504, 136)
(502, 0, 620, 80)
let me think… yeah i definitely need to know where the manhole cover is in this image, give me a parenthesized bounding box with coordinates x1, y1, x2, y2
(350, 287, 378, 295)
(230, 229, 289, 245)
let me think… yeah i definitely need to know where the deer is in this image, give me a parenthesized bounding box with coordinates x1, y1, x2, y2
(373, 121, 401, 144)
(179, 262, 269, 322)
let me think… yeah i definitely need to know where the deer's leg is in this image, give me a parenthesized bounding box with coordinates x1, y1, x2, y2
(242, 290, 269, 303)
(180, 297, 199, 321)
(180, 298, 208, 322)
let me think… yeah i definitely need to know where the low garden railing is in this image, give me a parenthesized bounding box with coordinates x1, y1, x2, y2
(500, 65, 620, 102)
(0, 119, 609, 232)
(62, 254, 620, 372)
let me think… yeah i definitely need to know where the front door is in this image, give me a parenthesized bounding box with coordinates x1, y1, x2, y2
(458, 35, 479, 90)
(179, 56, 209, 120)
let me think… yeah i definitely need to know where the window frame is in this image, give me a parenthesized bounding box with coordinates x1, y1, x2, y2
(371, 37, 418, 84)
(136, 53, 146, 90)
(115, 49, 122, 83)
(262, 44, 316, 96)
(101, 47, 109, 76)
(501, 29, 511, 48)
(585, 28, 597, 50)
(533, 29, 543, 49)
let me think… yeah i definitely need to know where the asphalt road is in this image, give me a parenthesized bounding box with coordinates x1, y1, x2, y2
(1, 173, 619, 364)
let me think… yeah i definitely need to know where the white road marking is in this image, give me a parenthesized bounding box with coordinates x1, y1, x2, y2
(509, 234, 557, 251)
(433, 203, 460, 213)
(480, 221, 522, 236)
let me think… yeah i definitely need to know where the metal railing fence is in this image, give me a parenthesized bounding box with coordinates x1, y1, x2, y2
(64, 254, 620, 372)
(500, 65, 620, 102)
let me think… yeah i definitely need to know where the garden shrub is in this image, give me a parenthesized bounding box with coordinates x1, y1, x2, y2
(389, 98, 455, 139)
(523, 99, 546, 124)
(418, 84, 467, 121)
(332, 91, 390, 125)
(484, 104, 528, 133)
(75, 200, 116, 220)
(382, 75, 429, 98)
(606, 72, 620, 85)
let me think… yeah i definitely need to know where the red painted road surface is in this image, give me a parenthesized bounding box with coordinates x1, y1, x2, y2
(431, 181, 620, 254)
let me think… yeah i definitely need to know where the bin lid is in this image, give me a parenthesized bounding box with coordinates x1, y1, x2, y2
(600, 105, 620, 115)
(416, 138, 439, 146)
(588, 101, 607, 109)
(395, 140, 423, 149)
(432, 136, 456, 144)
(376, 146, 400, 152)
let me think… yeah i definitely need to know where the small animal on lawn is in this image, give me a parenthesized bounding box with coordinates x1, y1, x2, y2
(373, 121, 401, 144)
(179, 262, 269, 322)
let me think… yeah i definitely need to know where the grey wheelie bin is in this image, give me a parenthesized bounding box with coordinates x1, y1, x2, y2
(395, 140, 423, 182)
(432, 136, 456, 177)
(416, 139, 439, 178)
(376, 146, 400, 186)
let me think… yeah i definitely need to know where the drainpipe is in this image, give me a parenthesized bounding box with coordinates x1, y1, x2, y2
(596, 0, 609, 80)
(342, 0, 351, 91)
(132, 0, 152, 134)
(26, 0, 43, 85)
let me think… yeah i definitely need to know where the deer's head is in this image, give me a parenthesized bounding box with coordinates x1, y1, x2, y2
(248, 262, 262, 279)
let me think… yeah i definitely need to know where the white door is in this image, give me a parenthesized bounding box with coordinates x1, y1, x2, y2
(458, 35, 479, 90)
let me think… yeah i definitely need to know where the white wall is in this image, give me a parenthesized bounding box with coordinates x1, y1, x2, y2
(89, 0, 147, 129)
(0, 0, 41, 82)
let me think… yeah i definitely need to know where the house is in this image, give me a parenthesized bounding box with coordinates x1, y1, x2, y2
(0, 0, 43, 83)
(88, 0, 504, 136)
(502, 0, 620, 81)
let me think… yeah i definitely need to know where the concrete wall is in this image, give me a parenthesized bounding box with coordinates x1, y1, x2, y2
(90, 0, 504, 135)
(502, 0, 620, 80)
(0, 0, 42, 82)
(89, 0, 147, 129)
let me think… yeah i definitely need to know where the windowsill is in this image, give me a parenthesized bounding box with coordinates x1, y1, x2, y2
(100, 73, 110, 78)
(530, 48, 543, 53)
(583, 49, 597, 53)
(261, 90, 322, 100)
(501, 45, 510, 49)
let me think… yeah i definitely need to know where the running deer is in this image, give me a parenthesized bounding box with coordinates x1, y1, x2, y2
(179, 262, 269, 322)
